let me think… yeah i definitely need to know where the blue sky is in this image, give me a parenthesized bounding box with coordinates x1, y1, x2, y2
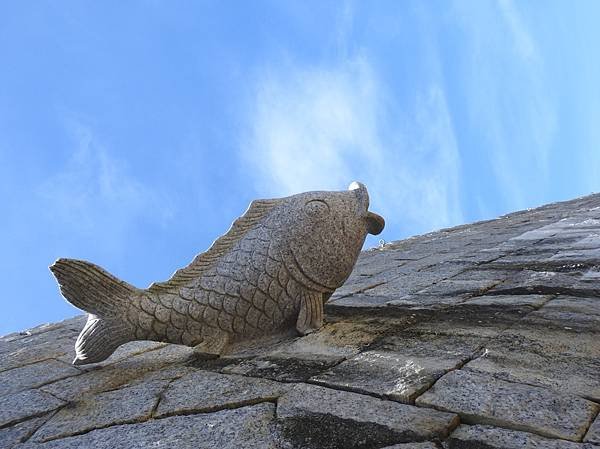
(2, 1, 600, 335)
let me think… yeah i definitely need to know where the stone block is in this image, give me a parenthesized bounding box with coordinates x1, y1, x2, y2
(311, 332, 483, 405)
(0, 389, 65, 428)
(311, 349, 463, 403)
(488, 270, 599, 298)
(446, 424, 596, 449)
(415, 370, 598, 441)
(220, 321, 377, 382)
(155, 370, 287, 417)
(221, 355, 339, 382)
(17, 403, 280, 449)
(31, 380, 168, 442)
(381, 443, 439, 449)
(0, 359, 81, 396)
(464, 294, 551, 309)
(277, 383, 458, 448)
(0, 415, 50, 448)
(0, 317, 85, 372)
(584, 413, 600, 444)
(405, 303, 529, 338)
(41, 344, 194, 402)
(464, 340, 600, 402)
(329, 294, 393, 308)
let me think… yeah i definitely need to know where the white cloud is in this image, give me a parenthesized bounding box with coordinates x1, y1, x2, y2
(498, 0, 537, 63)
(38, 120, 173, 250)
(241, 55, 463, 239)
(454, 0, 557, 209)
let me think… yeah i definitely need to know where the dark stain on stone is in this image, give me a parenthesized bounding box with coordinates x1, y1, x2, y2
(277, 413, 422, 449)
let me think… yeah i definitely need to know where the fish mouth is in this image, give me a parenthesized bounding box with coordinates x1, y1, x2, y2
(348, 181, 385, 235)
(366, 211, 385, 235)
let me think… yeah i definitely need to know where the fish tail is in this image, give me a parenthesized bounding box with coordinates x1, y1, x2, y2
(49, 258, 136, 365)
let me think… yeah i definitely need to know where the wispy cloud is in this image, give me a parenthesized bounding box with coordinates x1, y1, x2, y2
(241, 55, 463, 240)
(38, 120, 173, 252)
(454, 0, 556, 209)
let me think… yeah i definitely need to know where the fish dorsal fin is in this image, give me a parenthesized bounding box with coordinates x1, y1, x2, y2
(148, 198, 282, 293)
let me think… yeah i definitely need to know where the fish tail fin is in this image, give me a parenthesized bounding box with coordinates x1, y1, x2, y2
(49, 258, 136, 365)
(72, 315, 132, 365)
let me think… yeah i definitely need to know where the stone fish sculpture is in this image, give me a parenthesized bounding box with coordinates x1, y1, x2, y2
(50, 182, 385, 365)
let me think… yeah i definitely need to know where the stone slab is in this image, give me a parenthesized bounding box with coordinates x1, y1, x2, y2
(415, 370, 598, 441)
(464, 294, 551, 309)
(446, 424, 597, 449)
(332, 270, 405, 299)
(310, 348, 469, 404)
(319, 333, 484, 405)
(405, 303, 529, 338)
(464, 330, 600, 401)
(387, 294, 468, 309)
(277, 383, 458, 448)
(155, 370, 287, 417)
(31, 380, 168, 442)
(0, 316, 84, 345)
(220, 320, 380, 382)
(549, 248, 600, 264)
(40, 344, 194, 402)
(571, 234, 600, 250)
(221, 355, 340, 382)
(0, 389, 65, 428)
(274, 320, 377, 360)
(584, 414, 600, 444)
(0, 317, 85, 372)
(0, 359, 81, 396)
(0, 415, 51, 448)
(330, 294, 393, 308)
(382, 443, 439, 449)
(488, 270, 598, 298)
(497, 324, 600, 360)
(412, 279, 503, 299)
(17, 403, 280, 449)
(522, 297, 600, 334)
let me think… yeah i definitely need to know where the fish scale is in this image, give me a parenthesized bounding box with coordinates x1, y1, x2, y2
(128, 235, 297, 346)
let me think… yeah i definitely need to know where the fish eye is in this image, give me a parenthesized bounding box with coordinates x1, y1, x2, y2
(303, 199, 330, 219)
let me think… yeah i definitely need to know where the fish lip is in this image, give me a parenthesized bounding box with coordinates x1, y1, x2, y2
(348, 182, 385, 235)
(366, 211, 385, 235)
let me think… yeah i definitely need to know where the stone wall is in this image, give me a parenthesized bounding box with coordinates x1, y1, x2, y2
(2, 194, 600, 448)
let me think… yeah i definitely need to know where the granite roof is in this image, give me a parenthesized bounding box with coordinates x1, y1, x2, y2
(2, 193, 600, 448)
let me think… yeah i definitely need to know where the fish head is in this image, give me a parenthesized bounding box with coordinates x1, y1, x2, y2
(283, 181, 385, 291)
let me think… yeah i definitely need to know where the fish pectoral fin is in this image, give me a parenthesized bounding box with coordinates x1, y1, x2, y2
(193, 331, 231, 356)
(296, 291, 324, 335)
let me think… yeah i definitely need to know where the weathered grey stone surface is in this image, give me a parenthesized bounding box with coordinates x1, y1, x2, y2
(381, 443, 440, 449)
(156, 370, 287, 417)
(446, 424, 597, 449)
(310, 332, 482, 404)
(0, 415, 51, 449)
(277, 383, 459, 448)
(17, 403, 280, 449)
(49, 183, 385, 365)
(584, 414, 600, 444)
(463, 330, 600, 402)
(0, 390, 65, 428)
(0, 317, 86, 371)
(31, 380, 168, 442)
(39, 344, 195, 402)
(3, 192, 600, 448)
(0, 360, 80, 395)
(311, 349, 462, 404)
(416, 370, 598, 441)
